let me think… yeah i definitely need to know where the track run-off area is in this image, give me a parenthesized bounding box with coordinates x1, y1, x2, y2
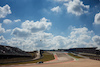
(1, 51, 100, 67)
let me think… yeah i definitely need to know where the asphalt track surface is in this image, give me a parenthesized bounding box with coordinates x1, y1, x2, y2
(1, 51, 100, 67)
(45, 51, 74, 63)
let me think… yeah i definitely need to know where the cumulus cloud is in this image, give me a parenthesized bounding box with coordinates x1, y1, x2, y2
(22, 17, 52, 33)
(12, 28, 31, 37)
(66, 27, 94, 48)
(93, 12, 100, 25)
(0, 23, 11, 33)
(0, 4, 11, 18)
(1, 18, 99, 51)
(92, 35, 100, 45)
(5, 29, 11, 33)
(64, 0, 89, 16)
(5, 32, 54, 51)
(70, 27, 93, 37)
(51, 36, 67, 48)
(14, 19, 21, 22)
(0, 23, 5, 33)
(11, 17, 52, 38)
(51, 6, 61, 13)
(0, 36, 5, 40)
(3, 19, 12, 24)
(1, 22, 99, 51)
(0, 35, 8, 45)
(8, 26, 98, 51)
(3, 19, 21, 24)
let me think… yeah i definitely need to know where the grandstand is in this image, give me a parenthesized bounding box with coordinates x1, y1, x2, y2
(68, 47, 100, 55)
(0, 45, 32, 59)
(58, 47, 100, 55)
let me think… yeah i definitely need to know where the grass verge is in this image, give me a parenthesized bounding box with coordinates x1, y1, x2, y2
(68, 53, 83, 59)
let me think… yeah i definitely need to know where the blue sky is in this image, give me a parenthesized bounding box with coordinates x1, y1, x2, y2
(0, 0, 100, 51)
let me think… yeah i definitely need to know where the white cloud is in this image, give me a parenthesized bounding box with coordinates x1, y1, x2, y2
(48, 27, 95, 49)
(0, 36, 5, 40)
(0, 4, 11, 18)
(12, 28, 31, 37)
(1, 21, 99, 51)
(11, 17, 52, 38)
(3, 19, 21, 24)
(70, 27, 93, 37)
(93, 12, 100, 25)
(51, 36, 67, 48)
(64, 0, 89, 16)
(3, 19, 12, 24)
(92, 35, 100, 45)
(0, 23, 11, 33)
(1, 18, 99, 51)
(5, 29, 11, 33)
(22, 17, 52, 33)
(51, 6, 61, 13)
(0, 23, 5, 33)
(14, 19, 21, 22)
(2, 26, 99, 51)
(66, 27, 94, 48)
(5, 32, 54, 51)
(0, 35, 8, 45)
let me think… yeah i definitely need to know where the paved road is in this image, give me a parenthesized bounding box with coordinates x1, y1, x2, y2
(33, 51, 41, 60)
(45, 51, 74, 63)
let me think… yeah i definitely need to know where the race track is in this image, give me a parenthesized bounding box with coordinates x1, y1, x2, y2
(1, 51, 100, 67)
(45, 52, 74, 63)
